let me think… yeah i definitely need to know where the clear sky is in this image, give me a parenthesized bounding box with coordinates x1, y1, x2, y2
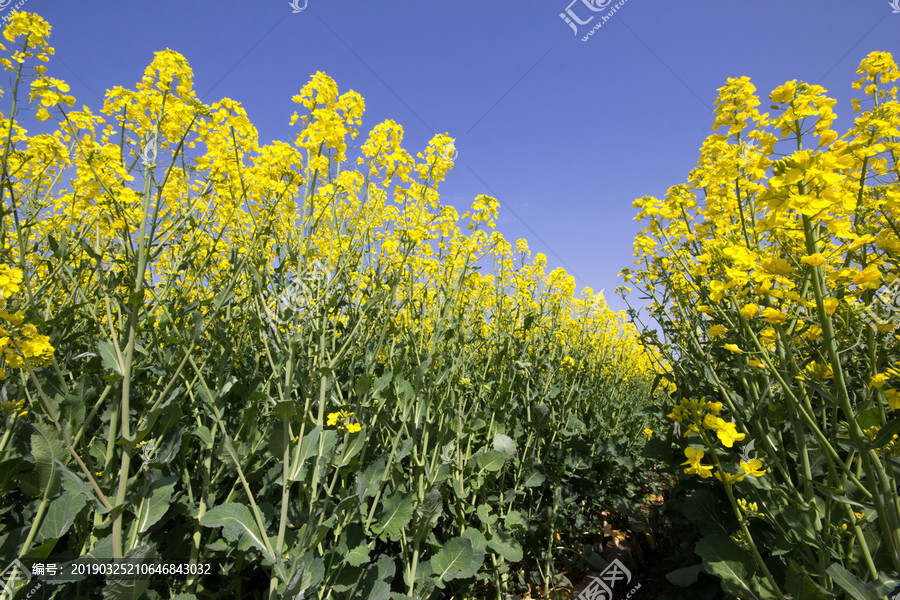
(18, 0, 900, 314)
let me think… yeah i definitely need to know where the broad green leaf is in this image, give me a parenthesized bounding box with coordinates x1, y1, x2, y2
(373, 492, 415, 541)
(461, 528, 488, 551)
(345, 543, 371, 567)
(199, 503, 273, 561)
(192, 425, 213, 446)
(357, 456, 387, 500)
(97, 339, 123, 377)
(522, 469, 545, 488)
(273, 399, 296, 421)
(336, 430, 365, 468)
(284, 551, 325, 598)
(30, 422, 67, 495)
(695, 534, 776, 600)
(871, 417, 900, 449)
(487, 530, 523, 562)
(431, 537, 482, 584)
(414, 487, 443, 543)
(477, 504, 497, 526)
(505, 510, 525, 528)
(665, 564, 704, 587)
(151, 427, 183, 465)
(136, 475, 178, 533)
(40, 489, 88, 540)
(785, 561, 828, 599)
(492, 434, 516, 455)
(476, 450, 507, 472)
(54, 459, 96, 504)
(826, 563, 879, 600)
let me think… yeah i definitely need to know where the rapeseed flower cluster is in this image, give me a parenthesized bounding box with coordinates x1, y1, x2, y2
(0, 11, 659, 450)
(0, 265, 54, 380)
(624, 50, 900, 589)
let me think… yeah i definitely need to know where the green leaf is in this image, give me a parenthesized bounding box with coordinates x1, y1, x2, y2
(492, 434, 516, 455)
(192, 425, 213, 447)
(414, 487, 443, 543)
(290, 426, 336, 481)
(136, 475, 177, 533)
(476, 450, 507, 472)
(477, 504, 497, 526)
(522, 469, 545, 488)
(461, 528, 488, 551)
(97, 340, 124, 377)
(199, 503, 273, 561)
(273, 400, 295, 422)
(695, 534, 775, 600)
(505, 510, 525, 528)
(785, 561, 828, 599)
(345, 543, 371, 567)
(336, 430, 366, 468)
(431, 537, 482, 584)
(152, 427, 183, 465)
(487, 530, 523, 562)
(284, 551, 325, 598)
(825, 563, 880, 600)
(665, 564, 704, 587)
(30, 422, 67, 495)
(54, 459, 96, 503)
(373, 492, 415, 542)
(40, 489, 88, 540)
(357, 456, 387, 501)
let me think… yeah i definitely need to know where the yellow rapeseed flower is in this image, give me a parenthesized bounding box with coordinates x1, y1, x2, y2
(681, 447, 713, 478)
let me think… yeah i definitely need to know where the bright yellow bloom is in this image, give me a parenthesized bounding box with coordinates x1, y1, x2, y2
(326, 410, 362, 433)
(714, 469, 745, 484)
(759, 307, 788, 324)
(740, 458, 766, 477)
(715, 420, 746, 448)
(681, 447, 713, 478)
(885, 388, 900, 410)
(723, 343, 743, 354)
(870, 373, 889, 389)
(800, 253, 827, 267)
(708, 324, 727, 338)
(740, 304, 759, 318)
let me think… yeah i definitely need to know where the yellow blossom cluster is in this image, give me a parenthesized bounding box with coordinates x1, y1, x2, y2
(0, 265, 54, 380)
(0, 12, 660, 437)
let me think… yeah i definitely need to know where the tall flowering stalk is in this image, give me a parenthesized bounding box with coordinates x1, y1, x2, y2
(624, 52, 900, 598)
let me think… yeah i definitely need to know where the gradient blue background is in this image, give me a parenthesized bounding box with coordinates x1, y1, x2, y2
(21, 1, 900, 313)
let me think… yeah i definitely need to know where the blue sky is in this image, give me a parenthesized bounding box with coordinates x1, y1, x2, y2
(19, 1, 900, 314)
